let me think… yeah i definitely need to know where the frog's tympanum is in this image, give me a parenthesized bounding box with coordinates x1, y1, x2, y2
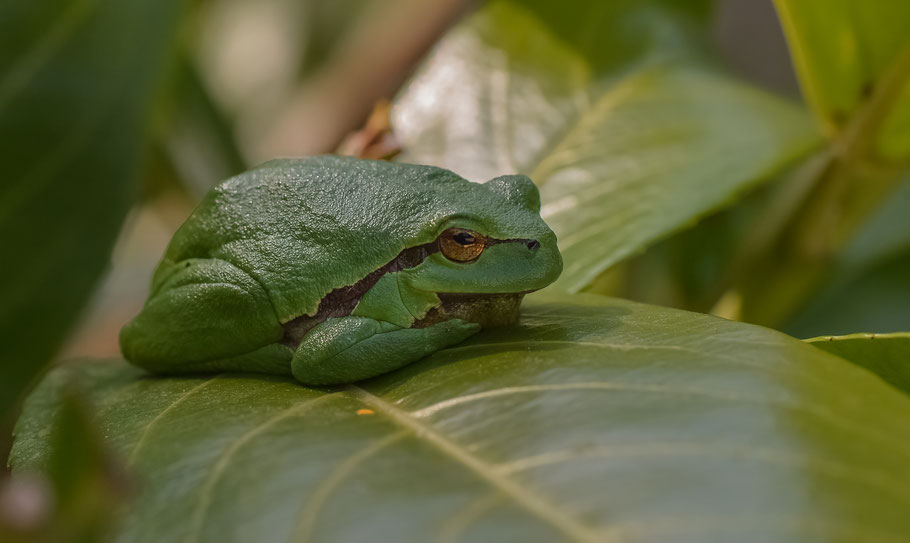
(120, 156, 562, 385)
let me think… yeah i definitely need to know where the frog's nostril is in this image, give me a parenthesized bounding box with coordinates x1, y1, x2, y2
(527, 240, 540, 251)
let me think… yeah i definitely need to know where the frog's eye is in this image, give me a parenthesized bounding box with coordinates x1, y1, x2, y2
(438, 227, 486, 262)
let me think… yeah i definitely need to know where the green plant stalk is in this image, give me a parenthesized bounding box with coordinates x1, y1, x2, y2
(736, 41, 910, 328)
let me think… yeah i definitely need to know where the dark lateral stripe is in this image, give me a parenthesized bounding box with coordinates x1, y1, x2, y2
(280, 241, 437, 346)
(279, 236, 536, 347)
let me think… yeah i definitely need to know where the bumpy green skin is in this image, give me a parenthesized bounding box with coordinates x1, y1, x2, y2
(120, 155, 562, 385)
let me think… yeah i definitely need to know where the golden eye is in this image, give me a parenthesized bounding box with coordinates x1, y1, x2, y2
(438, 227, 486, 262)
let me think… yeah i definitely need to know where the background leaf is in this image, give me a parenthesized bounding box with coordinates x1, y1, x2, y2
(731, 2, 910, 329)
(11, 295, 910, 542)
(784, 252, 910, 338)
(806, 332, 910, 396)
(781, 175, 910, 336)
(393, 0, 819, 292)
(773, 0, 910, 160)
(0, 0, 186, 417)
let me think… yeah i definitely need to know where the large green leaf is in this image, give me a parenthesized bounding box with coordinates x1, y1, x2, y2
(806, 332, 910, 397)
(393, 0, 818, 292)
(773, 0, 910, 159)
(0, 0, 185, 415)
(11, 295, 910, 541)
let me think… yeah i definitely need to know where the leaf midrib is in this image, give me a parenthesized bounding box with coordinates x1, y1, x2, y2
(345, 385, 610, 543)
(529, 63, 659, 184)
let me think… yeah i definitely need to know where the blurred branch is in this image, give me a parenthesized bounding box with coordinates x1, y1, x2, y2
(252, 0, 473, 160)
(336, 99, 401, 160)
(149, 55, 249, 200)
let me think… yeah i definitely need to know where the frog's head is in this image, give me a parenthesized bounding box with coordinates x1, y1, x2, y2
(401, 173, 562, 326)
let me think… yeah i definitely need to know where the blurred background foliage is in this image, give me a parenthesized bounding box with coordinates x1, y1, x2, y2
(2, 0, 910, 537)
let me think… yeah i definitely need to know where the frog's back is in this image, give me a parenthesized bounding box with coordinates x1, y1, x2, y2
(157, 155, 474, 322)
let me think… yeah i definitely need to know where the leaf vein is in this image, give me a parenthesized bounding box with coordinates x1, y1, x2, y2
(186, 393, 336, 542)
(349, 386, 610, 543)
(496, 444, 910, 507)
(128, 375, 223, 464)
(290, 431, 408, 542)
(410, 383, 910, 458)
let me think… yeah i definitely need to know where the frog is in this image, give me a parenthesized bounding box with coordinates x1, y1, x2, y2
(120, 155, 562, 386)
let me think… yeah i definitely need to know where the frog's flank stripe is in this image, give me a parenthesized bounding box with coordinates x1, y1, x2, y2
(280, 237, 535, 347)
(280, 241, 437, 346)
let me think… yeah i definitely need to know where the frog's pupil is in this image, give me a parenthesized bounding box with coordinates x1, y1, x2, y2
(453, 232, 474, 245)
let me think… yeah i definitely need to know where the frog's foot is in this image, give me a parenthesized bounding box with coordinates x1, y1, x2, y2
(291, 316, 480, 386)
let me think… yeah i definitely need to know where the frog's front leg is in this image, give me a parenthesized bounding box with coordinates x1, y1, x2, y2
(291, 317, 480, 386)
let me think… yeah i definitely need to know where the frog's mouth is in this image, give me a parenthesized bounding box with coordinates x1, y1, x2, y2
(414, 291, 529, 328)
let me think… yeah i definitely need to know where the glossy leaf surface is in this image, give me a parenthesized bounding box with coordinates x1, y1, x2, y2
(393, 0, 818, 292)
(11, 295, 910, 542)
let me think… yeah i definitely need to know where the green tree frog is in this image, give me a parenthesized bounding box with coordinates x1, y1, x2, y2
(120, 156, 562, 385)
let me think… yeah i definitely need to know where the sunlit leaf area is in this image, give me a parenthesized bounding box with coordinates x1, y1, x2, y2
(2, 0, 909, 541)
